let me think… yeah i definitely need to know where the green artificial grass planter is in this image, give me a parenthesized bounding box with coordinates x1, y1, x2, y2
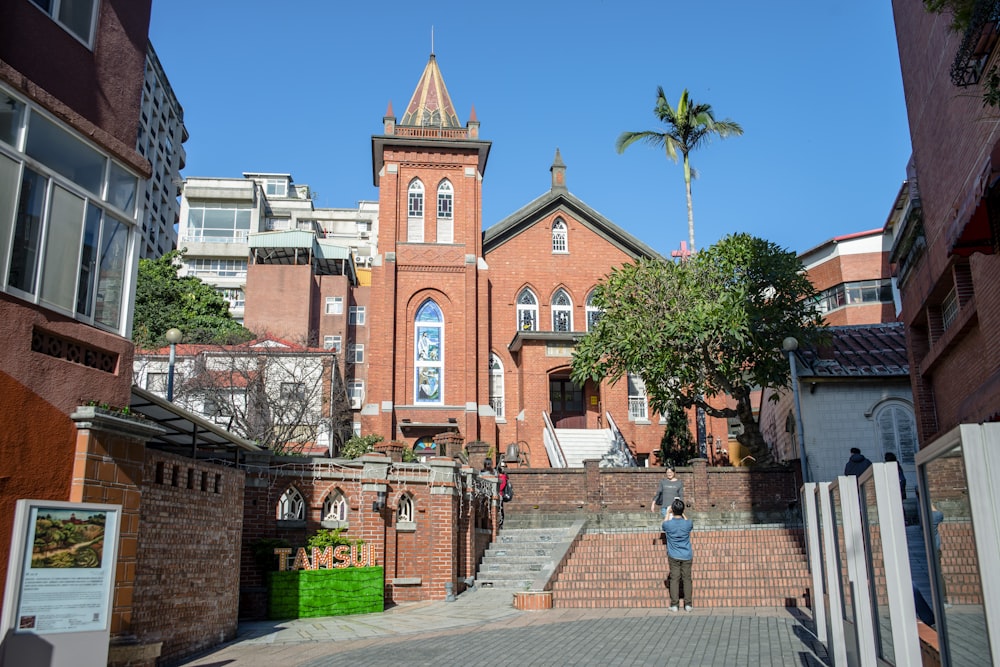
(268, 566, 384, 619)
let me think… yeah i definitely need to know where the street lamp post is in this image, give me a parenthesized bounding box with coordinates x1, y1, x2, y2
(783, 336, 808, 483)
(165, 328, 182, 402)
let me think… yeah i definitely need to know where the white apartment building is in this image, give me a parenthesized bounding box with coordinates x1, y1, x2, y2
(136, 42, 188, 259)
(176, 172, 377, 321)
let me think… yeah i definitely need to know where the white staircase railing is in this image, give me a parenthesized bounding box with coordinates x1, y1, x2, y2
(605, 411, 638, 467)
(542, 412, 568, 468)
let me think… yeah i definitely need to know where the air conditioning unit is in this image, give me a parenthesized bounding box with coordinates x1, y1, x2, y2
(353, 255, 364, 264)
(350, 397, 362, 410)
(359, 230, 370, 238)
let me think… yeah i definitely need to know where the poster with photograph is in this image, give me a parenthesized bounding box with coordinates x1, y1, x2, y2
(10, 503, 120, 635)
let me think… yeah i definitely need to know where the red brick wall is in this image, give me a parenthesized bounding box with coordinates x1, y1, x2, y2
(244, 264, 317, 342)
(131, 451, 245, 664)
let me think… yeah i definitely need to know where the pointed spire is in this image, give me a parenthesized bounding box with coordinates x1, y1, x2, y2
(551, 148, 567, 191)
(400, 54, 462, 128)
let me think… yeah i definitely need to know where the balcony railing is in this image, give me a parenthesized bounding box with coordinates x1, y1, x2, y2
(951, 0, 1000, 86)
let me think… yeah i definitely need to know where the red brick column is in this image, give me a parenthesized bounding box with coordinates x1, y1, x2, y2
(427, 458, 460, 599)
(583, 459, 602, 511)
(689, 458, 708, 508)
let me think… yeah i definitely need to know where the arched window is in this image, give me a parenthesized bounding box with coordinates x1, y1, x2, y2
(552, 288, 573, 332)
(552, 218, 567, 253)
(489, 353, 505, 419)
(397, 494, 414, 523)
(322, 490, 348, 522)
(407, 179, 424, 242)
(277, 486, 305, 520)
(874, 401, 916, 464)
(586, 290, 602, 331)
(415, 299, 443, 403)
(436, 180, 453, 243)
(517, 288, 538, 331)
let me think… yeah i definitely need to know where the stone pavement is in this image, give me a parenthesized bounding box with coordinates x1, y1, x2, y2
(176, 589, 830, 667)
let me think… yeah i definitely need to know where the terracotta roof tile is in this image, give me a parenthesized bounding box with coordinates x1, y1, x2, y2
(799, 322, 909, 377)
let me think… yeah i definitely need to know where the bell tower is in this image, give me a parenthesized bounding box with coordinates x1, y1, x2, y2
(363, 53, 494, 450)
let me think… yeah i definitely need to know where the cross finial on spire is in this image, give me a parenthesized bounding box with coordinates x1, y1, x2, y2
(671, 240, 693, 262)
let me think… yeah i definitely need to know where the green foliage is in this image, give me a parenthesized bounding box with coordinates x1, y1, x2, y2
(401, 447, 417, 462)
(251, 537, 291, 573)
(306, 529, 362, 551)
(339, 434, 384, 459)
(571, 233, 825, 466)
(658, 406, 698, 467)
(133, 250, 253, 348)
(983, 65, 1000, 108)
(923, 0, 976, 32)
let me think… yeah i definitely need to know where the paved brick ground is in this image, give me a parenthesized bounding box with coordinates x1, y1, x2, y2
(176, 590, 829, 667)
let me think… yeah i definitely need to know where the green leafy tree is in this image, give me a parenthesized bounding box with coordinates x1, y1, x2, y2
(571, 233, 825, 467)
(133, 250, 253, 348)
(339, 433, 384, 459)
(923, 0, 976, 32)
(616, 87, 743, 254)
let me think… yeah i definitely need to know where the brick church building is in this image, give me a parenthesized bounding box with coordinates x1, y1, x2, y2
(359, 53, 685, 465)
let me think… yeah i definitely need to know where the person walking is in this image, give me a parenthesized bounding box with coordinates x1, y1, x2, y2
(663, 498, 693, 611)
(652, 464, 684, 517)
(844, 447, 873, 477)
(497, 464, 510, 529)
(884, 452, 907, 499)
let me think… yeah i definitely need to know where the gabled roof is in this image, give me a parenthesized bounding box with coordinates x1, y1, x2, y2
(400, 54, 461, 128)
(483, 152, 662, 260)
(796, 322, 909, 378)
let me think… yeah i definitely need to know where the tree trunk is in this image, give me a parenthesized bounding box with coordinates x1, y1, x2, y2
(683, 154, 696, 253)
(734, 396, 775, 467)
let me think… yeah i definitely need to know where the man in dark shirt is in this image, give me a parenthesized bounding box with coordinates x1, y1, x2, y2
(844, 447, 873, 477)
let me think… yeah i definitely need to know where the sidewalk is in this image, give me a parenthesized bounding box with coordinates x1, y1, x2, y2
(176, 589, 829, 667)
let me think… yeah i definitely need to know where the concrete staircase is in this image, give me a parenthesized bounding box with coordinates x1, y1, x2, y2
(474, 516, 583, 591)
(551, 525, 812, 608)
(553, 428, 615, 467)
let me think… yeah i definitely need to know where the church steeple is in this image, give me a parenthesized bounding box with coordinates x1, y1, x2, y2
(551, 148, 567, 191)
(400, 54, 462, 128)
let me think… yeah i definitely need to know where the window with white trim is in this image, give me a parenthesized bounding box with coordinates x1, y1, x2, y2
(627, 374, 648, 421)
(586, 290, 602, 331)
(552, 218, 568, 253)
(552, 288, 573, 332)
(217, 287, 244, 309)
(348, 381, 364, 409)
(323, 335, 341, 353)
(349, 306, 366, 325)
(280, 382, 305, 401)
(325, 296, 343, 315)
(397, 494, 414, 523)
(489, 353, 504, 419)
(185, 202, 251, 242)
(415, 300, 443, 403)
(349, 344, 364, 364)
(407, 179, 424, 242)
(437, 180, 454, 243)
(29, 0, 98, 48)
(277, 487, 305, 520)
(323, 491, 348, 522)
(516, 288, 538, 331)
(875, 402, 916, 464)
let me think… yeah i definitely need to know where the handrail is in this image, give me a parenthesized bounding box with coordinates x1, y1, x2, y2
(541, 412, 568, 468)
(605, 411, 638, 467)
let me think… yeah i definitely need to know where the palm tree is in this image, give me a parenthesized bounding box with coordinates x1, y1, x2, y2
(616, 87, 743, 254)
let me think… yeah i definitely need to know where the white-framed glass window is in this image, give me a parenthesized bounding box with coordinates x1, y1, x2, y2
(323, 335, 341, 353)
(489, 353, 505, 419)
(586, 290, 602, 331)
(407, 179, 424, 242)
(349, 306, 366, 325)
(184, 203, 251, 242)
(323, 491, 348, 522)
(552, 288, 573, 332)
(188, 258, 247, 278)
(348, 380, 364, 409)
(352, 422, 362, 437)
(325, 296, 343, 315)
(349, 344, 364, 364)
(217, 287, 244, 309)
(397, 494, 414, 523)
(415, 299, 443, 404)
(277, 487, 305, 520)
(436, 179, 453, 243)
(280, 382, 305, 402)
(1, 89, 140, 335)
(875, 401, 917, 464)
(516, 288, 538, 331)
(28, 0, 98, 48)
(552, 218, 568, 253)
(262, 177, 288, 197)
(627, 373, 648, 421)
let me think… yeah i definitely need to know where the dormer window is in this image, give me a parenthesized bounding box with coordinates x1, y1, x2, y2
(552, 218, 568, 253)
(407, 180, 424, 242)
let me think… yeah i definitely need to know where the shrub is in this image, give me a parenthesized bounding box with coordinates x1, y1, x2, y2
(340, 434, 384, 459)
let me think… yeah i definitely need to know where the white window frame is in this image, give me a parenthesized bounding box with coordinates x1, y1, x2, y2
(586, 290, 602, 331)
(407, 179, 424, 242)
(552, 218, 568, 253)
(397, 494, 414, 523)
(349, 306, 366, 326)
(516, 288, 538, 332)
(28, 0, 99, 49)
(348, 380, 364, 410)
(874, 401, 917, 464)
(489, 353, 505, 420)
(277, 487, 305, 520)
(414, 299, 444, 404)
(627, 373, 649, 421)
(437, 179, 454, 243)
(552, 288, 573, 332)
(325, 296, 344, 315)
(349, 344, 364, 364)
(323, 491, 348, 522)
(323, 335, 341, 352)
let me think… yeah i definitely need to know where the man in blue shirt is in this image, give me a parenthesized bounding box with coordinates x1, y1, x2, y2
(663, 498, 693, 611)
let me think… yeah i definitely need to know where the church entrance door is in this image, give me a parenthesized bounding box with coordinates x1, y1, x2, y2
(549, 377, 585, 428)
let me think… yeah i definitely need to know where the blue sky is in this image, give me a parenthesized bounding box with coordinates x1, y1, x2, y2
(149, 1, 911, 258)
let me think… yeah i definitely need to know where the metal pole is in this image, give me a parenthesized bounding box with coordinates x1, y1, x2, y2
(167, 342, 176, 402)
(788, 351, 809, 483)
